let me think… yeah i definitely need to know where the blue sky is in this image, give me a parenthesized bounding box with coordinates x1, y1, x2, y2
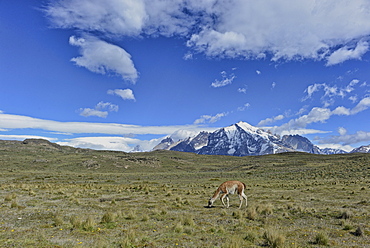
(1, 0, 370, 152)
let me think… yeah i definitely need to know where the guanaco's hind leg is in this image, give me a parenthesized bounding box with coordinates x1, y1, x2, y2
(238, 192, 248, 209)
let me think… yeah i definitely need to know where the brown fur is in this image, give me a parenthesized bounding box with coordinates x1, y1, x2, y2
(208, 180, 248, 208)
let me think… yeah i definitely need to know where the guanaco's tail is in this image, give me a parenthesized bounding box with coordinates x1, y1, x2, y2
(242, 182, 246, 190)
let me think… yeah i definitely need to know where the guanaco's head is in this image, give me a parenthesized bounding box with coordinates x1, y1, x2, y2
(208, 198, 214, 208)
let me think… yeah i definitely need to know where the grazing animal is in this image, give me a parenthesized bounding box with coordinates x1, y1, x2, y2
(208, 180, 247, 208)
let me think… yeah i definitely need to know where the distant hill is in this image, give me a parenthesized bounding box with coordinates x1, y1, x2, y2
(1, 138, 369, 175)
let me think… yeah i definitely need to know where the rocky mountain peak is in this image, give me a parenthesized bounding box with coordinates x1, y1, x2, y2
(153, 121, 359, 156)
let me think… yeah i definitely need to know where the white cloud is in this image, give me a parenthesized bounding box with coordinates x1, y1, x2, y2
(170, 129, 200, 142)
(303, 83, 323, 101)
(69, 35, 138, 83)
(338, 127, 347, 136)
(0, 112, 206, 136)
(194, 112, 227, 124)
(315, 143, 354, 153)
(349, 95, 358, 103)
(187, 1, 370, 62)
(45, 0, 147, 36)
(211, 71, 236, 88)
(0, 112, 222, 152)
(237, 103, 250, 112)
(275, 128, 330, 136)
(0, 135, 57, 142)
(256, 70, 261, 75)
(108, 89, 136, 101)
(268, 96, 370, 135)
(79, 108, 109, 118)
(331, 106, 350, 116)
(58, 136, 162, 152)
(79, 102, 118, 118)
(303, 79, 363, 106)
(258, 114, 284, 126)
(326, 40, 369, 66)
(183, 52, 193, 60)
(350, 97, 370, 114)
(237, 87, 247, 94)
(269, 107, 335, 135)
(47, 1, 370, 64)
(96, 102, 119, 112)
(319, 131, 370, 146)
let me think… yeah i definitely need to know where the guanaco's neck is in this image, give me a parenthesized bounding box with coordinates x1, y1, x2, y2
(211, 188, 221, 201)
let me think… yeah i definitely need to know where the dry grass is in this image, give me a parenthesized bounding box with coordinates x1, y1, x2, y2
(0, 141, 369, 247)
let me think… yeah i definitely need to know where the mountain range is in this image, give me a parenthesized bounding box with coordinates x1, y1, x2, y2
(153, 121, 370, 156)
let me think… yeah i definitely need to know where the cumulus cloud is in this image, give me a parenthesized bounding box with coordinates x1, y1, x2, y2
(46, 0, 370, 64)
(79, 108, 109, 118)
(350, 97, 370, 114)
(45, 0, 147, 36)
(187, 0, 370, 62)
(69, 35, 138, 83)
(338, 127, 347, 136)
(326, 40, 369, 66)
(269, 95, 370, 135)
(194, 112, 227, 124)
(108, 89, 136, 101)
(211, 71, 236, 88)
(258, 114, 284, 126)
(268, 107, 334, 135)
(79, 102, 118, 118)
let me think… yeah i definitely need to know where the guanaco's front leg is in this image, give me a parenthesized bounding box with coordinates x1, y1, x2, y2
(220, 193, 228, 208)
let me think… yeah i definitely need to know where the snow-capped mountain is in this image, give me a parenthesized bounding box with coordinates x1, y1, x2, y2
(319, 148, 348, 155)
(351, 145, 370, 153)
(196, 122, 294, 156)
(281, 134, 321, 154)
(153, 121, 293, 156)
(153, 121, 357, 156)
(170, 131, 210, 153)
(152, 137, 175, 151)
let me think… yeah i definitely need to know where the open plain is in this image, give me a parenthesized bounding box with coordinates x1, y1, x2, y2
(0, 140, 369, 247)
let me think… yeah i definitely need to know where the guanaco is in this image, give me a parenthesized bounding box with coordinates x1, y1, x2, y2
(208, 180, 247, 208)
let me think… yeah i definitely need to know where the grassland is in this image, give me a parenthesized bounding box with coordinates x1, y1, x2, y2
(0, 139, 369, 247)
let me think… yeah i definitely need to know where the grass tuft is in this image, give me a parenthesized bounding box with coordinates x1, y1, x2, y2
(70, 215, 83, 229)
(182, 214, 195, 226)
(263, 228, 285, 248)
(101, 211, 117, 223)
(246, 207, 258, 220)
(339, 210, 353, 220)
(83, 216, 96, 231)
(314, 232, 329, 246)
